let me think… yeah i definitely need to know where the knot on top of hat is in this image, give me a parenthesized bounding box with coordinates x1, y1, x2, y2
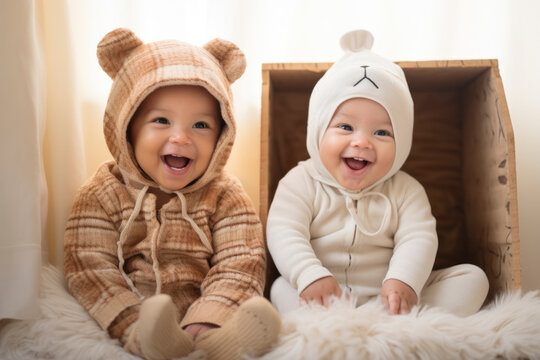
(204, 38, 246, 84)
(340, 29, 374, 53)
(97, 28, 143, 79)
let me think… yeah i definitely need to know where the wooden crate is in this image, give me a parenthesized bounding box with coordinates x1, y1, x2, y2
(260, 60, 521, 300)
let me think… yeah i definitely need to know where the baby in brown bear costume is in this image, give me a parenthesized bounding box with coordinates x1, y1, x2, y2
(64, 28, 280, 360)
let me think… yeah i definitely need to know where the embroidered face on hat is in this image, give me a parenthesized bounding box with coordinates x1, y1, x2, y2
(306, 30, 414, 192)
(96, 28, 246, 192)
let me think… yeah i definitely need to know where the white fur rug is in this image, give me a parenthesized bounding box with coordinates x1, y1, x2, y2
(1, 265, 540, 360)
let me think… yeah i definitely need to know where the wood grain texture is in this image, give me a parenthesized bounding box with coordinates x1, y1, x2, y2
(462, 69, 521, 297)
(402, 90, 467, 270)
(260, 70, 271, 227)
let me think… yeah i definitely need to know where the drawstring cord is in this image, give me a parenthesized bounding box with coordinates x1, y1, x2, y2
(149, 226, 161, 295)
(175, 191, 213, 253)
(116, 186, 212, 299)
(302, 159, 392, 237)
(117, 185, 148, 300)
(345, 192, 391, 237)
(116, 185, 163, 297)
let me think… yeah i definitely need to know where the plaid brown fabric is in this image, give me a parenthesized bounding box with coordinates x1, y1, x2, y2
(64, 28, 264, 341)
(97, 28, 245, 193)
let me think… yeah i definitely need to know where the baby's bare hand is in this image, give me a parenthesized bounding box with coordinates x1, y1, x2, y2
(299, 276, 344, 307)
(381, 279, 417, 315)
(184, 323, 219, 339)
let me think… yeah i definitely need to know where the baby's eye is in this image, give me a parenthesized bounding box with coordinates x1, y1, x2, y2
(152, 117, 169, 125)
(374, 129, 391, 136)
(338, 124, 353, 131)
(193, 121, 209, 129)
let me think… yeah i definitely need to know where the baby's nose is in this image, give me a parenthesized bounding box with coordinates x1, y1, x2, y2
(169, 130, 191, 144)
(350, 133, 372, 148)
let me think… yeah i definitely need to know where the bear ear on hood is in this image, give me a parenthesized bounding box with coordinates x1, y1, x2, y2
(97, 28, 143, 79)
(203, 38, 246, 84)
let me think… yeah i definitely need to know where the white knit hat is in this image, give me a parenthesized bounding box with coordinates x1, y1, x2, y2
(306, 30, 414, 191)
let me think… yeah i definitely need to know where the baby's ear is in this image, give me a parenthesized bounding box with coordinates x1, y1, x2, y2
(97, 28, 143, 79)
(204, 39, 246, 84)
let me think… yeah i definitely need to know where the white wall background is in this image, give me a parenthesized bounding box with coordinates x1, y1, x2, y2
(60, 0, 540, 292)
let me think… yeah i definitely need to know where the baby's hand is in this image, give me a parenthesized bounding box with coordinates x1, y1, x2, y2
(300, 276, 344, 307)
(381, 278, 417, 315)
(184, 323, 219, 339)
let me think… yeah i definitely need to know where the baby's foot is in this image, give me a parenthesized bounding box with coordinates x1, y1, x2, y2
(234, 296, 282, 356)
(195, 296, 281, 360)
(138, 294, 195, 360)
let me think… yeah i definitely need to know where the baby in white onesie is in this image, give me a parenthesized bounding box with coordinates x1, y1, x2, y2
(266, 30, 489, 317)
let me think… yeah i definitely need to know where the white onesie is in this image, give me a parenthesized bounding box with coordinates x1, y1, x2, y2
(266, 30, 488, 317)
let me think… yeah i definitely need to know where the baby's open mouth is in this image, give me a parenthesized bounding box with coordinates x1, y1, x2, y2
(344, 157, 369, 171)
(162, 154, 190, 170)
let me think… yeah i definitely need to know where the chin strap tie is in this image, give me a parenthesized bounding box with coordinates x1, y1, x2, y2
(345, 192, 391, 237)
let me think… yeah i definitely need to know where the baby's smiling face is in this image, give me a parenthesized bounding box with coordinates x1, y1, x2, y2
(128, 85, 221, 191)
(319, 97, 395, 191)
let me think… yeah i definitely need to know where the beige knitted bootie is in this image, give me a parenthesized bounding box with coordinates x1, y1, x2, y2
(137, 294, 195, 360)
(195, 296, 281, 360)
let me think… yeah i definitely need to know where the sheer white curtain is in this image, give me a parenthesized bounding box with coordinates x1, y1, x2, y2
(1, 0, 539, 320)
(40, 0, 86, 271)
(0, 0, 85, 320)
(0, 0, 46, 319)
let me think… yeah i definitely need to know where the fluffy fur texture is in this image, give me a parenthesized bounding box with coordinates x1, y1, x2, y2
(260, 294, 540, 360)
(1, 265, 539, 360)
(0, 265, 141, 360)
